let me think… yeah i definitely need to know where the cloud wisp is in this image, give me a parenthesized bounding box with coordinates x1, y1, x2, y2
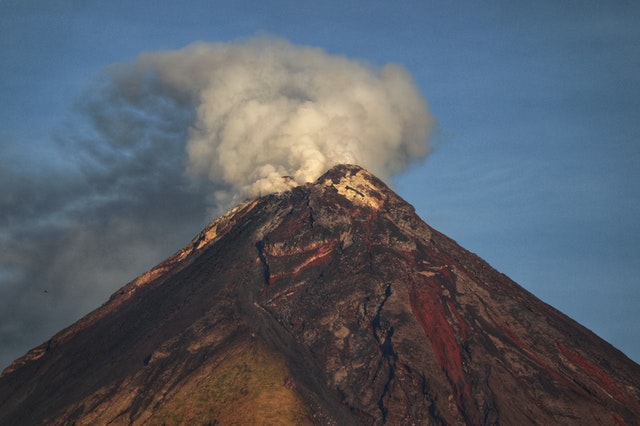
(0, 36, 435, 369)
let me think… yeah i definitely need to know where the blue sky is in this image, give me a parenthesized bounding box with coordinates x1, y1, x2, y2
(1, 1, 638, 368)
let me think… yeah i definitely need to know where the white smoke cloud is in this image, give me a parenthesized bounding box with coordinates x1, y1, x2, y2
(105, 36, 436, 209)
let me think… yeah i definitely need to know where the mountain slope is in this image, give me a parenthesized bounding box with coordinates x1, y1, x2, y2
(1, 164, 638, 425)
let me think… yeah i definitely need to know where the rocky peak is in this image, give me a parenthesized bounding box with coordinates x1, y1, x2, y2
(315, 164, 390, 210)
(0, 164, 639, 425)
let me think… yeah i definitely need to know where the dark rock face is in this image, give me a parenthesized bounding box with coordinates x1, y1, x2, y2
(1, 164, 639, 425)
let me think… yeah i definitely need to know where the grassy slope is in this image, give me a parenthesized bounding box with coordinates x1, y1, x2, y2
(149, 338, 314, 425)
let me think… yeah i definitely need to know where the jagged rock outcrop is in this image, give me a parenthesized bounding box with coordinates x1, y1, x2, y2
(1, 164, 639, 425)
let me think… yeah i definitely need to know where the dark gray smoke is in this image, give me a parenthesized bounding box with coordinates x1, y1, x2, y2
(0, 36, 436, 369)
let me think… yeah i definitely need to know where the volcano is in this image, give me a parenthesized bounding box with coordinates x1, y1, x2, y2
(0, 164, 638, 425)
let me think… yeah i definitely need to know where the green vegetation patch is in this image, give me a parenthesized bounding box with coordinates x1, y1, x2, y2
(150, 339, 313, 425)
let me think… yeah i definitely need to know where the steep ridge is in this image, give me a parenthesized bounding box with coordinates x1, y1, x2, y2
(0, 164, 638, 425)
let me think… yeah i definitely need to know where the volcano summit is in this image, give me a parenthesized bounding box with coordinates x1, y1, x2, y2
(0, 164, 638, 425)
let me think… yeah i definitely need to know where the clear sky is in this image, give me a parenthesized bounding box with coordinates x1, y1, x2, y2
(1, 1, 638, 369)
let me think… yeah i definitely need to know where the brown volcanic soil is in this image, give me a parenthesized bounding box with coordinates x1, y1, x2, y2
(0, 164, 639, 425)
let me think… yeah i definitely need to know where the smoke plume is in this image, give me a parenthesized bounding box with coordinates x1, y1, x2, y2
(97, 36, 435, 209)
(0, 36, 435, 369)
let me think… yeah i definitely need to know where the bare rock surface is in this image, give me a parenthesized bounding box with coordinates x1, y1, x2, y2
(1, 164, 639, 425)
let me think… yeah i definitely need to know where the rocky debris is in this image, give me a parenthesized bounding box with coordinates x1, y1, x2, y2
(0, 164, 639, 425)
